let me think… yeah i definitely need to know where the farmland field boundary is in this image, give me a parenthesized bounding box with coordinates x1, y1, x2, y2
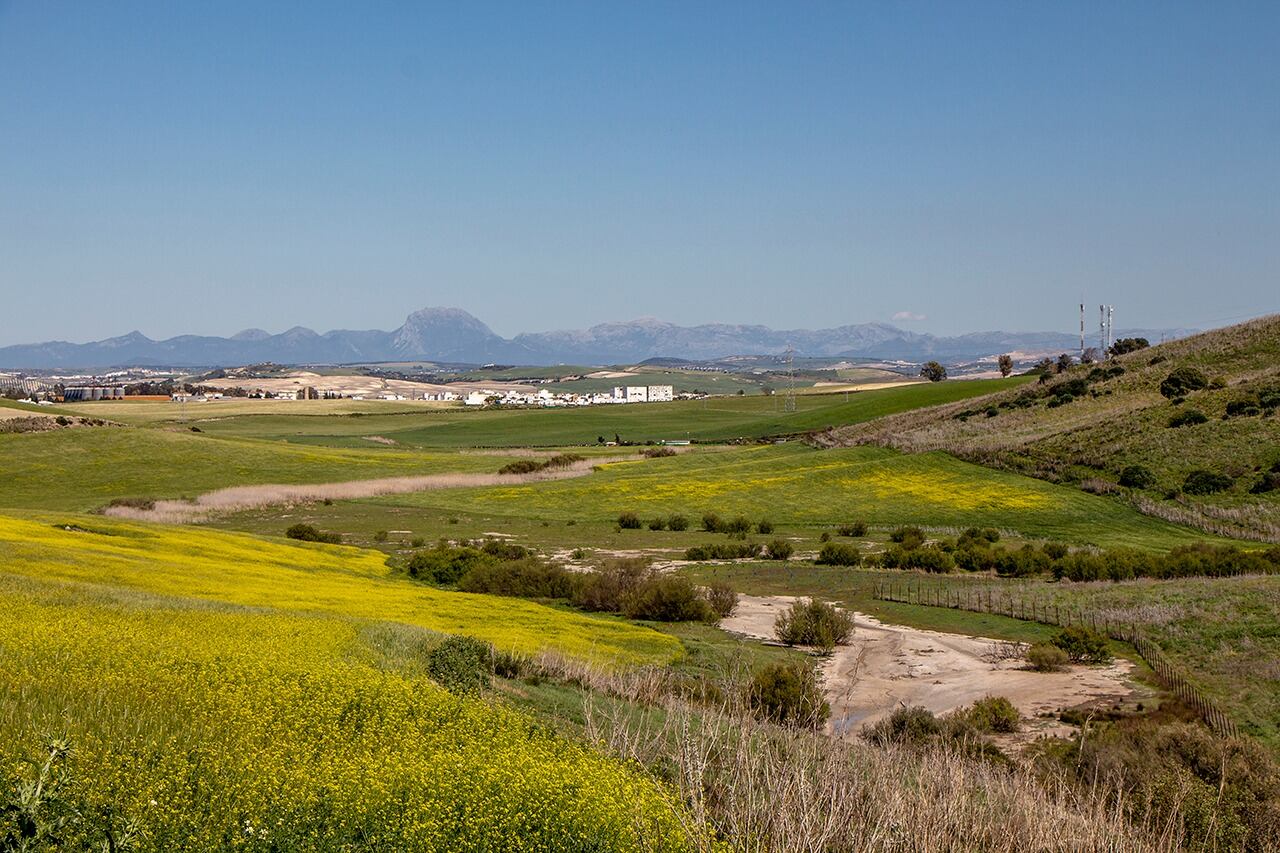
(872, 579, 1240, 738)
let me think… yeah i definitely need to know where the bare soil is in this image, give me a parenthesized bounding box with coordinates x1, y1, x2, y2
(722, 595, 1138, 743)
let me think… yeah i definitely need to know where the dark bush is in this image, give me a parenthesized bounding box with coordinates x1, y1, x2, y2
(667, 514, 689, 531)
(837, 521, 868, 537)
(1182, 469, 1233, 495)
(1168, 409, 1208, 428)
(622, 574, 718, 624)
(407, 544, 492, 586)
(723, 516, 753, 536)
(1027, 643, 1069, 672)
(958, 526, 1000, 545)
(880, 544, 955, 573)
(1042, 541, 1069, 560)
(747, 662, 830, 729)
(683, 542, 763, 561)
(755, 518, 774, 535)
(498, 458, 543, 475)
(815, 541, 861, 566)
(994, 546, 1051, 577)
(457, 558, 575, 599)
(285, 523, 342, 545)
(1119, 465, 1157, 489)
(1225, 395, 1262, 418)
(426, 635, 493, 695)
(1252, 471, 1280, 494)
(1108, 337, 1149, 356)
(863, 706, 942, 746)
(647, 517, 667, 531)
(1052, 626, 1111, 663)
(703, 581, 739, 619)
(571, 558, 651, 612)
(479, 539, 530, 561)
(701, 512, 723, 533)
(617, 511, 642, 529)
(765, 539, 794, 560)
(889, 525, 924, 544)
(641, 447, 677, 458)
(774, 598, 853, 651)
(1160, 366, 1208, 399)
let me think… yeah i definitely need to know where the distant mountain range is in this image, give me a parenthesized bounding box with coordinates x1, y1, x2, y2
(0, 307, 1196, 369)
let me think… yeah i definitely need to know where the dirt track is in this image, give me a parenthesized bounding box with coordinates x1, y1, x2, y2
(722, 595, 1137, 741)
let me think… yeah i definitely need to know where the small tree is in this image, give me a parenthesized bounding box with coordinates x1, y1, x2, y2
(1056, 353, 1074, 373)
(997, 354, 1014, 377)
(1051, 626, 1111, 664)
(919, 361, 947, 382)
(1109, 337, 1149, 357)
(747, 662, 830, 729)
(775, 598, 854, 652)
(1080, 347, 1100, 365)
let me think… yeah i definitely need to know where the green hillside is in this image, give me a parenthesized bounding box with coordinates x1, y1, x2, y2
(825, 315, 1280, 540)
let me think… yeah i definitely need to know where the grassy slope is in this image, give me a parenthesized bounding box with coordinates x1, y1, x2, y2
(386, 443, 1223, 549)
(828, 316, 1280, 537)
(135, 378, 1027, 448)
(0, 512, 679, 665)
(0, 428, 496, 511)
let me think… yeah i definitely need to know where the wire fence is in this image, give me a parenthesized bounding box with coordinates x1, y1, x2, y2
(872, 579, 1240, 739)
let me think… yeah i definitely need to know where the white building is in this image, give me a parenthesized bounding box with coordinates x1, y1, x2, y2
(463, 391, 491, 406)
(626, 386, 648, 403)
(646, 384, 674, 402)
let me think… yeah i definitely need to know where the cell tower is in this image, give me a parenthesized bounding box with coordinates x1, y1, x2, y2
(1079, 303, 1085, 359)
(783, 344, 796, 413)
(1107, 305, 1114, 353)
(1099, 305, 1107, 356)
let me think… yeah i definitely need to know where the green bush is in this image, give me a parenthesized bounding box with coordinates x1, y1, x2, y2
(747, 662, 830, 729)
(1051, 626, 1111, 664)
(683, 541, 762, 561)
(497, 458, 543, 475)
(815, 541, 861, 567)
(667, 514, 689, 531)
(837, 521, 868, 537)
(881, 544, 954, 573)
(755, 518, 774, 535)
(765, 539, 794, 560)
(647, 517, 667, 531)
(617, 511, 642, 529)
(889, 525, 924, 545)
(1168, 409, 1208, 428)
(701, 512, 723, 533)
(774, 598, 853, 651)
(862, 706, 942, 746)
(962, 696, 1020, 733)
(1182, 469, 1233, 495)
(723, 516, 753, 536)
(1027, 643, 1069, 672)
(480, 539, 531, 561)
(1042, 541, 1069, 560)
(426, 635, 493, 695)
(457, 558, 575, 599)
(1119, 465, 1157, 489)
(622, 574, 718, 624)
(285, 523, 343, 545)
(1160, 366, 1208, 399)
(407, 544, 493, 586)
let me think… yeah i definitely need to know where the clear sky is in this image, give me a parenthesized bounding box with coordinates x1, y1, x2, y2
(1, 1, 1276, 345)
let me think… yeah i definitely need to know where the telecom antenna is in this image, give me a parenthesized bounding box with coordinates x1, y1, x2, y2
(1107, 306, 1114, 353)
(1099, 305, 1106, 357)
(1079, 303, 1085, 359)
(783, 344, 796, 413)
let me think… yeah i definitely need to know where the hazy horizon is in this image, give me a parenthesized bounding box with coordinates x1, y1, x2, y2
(2, 3, 1277, 343)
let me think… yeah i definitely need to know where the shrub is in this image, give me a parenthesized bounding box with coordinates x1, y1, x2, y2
(818, 531, 831, 543)
(480, 539, 530, 561)
(889, 525, 924, 544)
(962, 696, 1020, 733)
(426, 635, 493, 695)
(284, 523, 342, 545)
(837, 521, 868, 537)
(1182, 469, 1233, 495)
(919, 361, 947, 382)
(863, 706, 942, 746)
(571, 558, 651, 612)
(410, 537, 426, 548)
(815, 542, 861, 567)
(958, 526, 1000, 545)
(775, 598, 853, 651)
(457, 558, 575, 599)
(704, 581, 739, 619)
(723, 516, 753, 536)
(647, 517, 667, 531)
(1160, 366, 1208, 399)
(667, 514, 689, 531)
(497, 458, 543, 475)
(1041, 541, 1069, 560)
(641, 447, 677, 458)
(1119, 465, 1157, 489)
(765, 539, 794, 561)
(683, 542, 763, 561)
(881, 545, 955, 573)
(407, 544, 492, 586)
(1108, 337, 1149, 356)
(617, 511, 642, 529)
(755, 518, 774, 535)
(1027, 643, 1069, 672)
(373, 529, 389, 542)
(1168, 408, 1208, 428)
(622, 574, 718, 624)
(1051, 626, 1111, 664)
(747, 662, 830, 729)
(993, 546, 1051, 578)
(701, 512, 723, 533)
(1225, 395, 1261, 418)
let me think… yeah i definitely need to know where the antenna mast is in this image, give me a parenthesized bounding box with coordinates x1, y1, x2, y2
(784, 344, 796, 413)
(1079, 303, 1085, 359)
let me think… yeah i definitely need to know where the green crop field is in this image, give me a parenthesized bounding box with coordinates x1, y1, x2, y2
(382, 443, 1224, 550)
(135, 377, 1028, 448)
(0, 428, 496, 511)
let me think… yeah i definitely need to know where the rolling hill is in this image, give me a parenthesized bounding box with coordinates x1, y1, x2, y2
(820, 314, 1280, 541)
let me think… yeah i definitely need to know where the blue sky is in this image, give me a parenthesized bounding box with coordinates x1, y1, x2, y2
(1, 1, 1276, 344)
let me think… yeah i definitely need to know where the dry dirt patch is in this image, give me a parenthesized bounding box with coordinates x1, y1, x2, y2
(722, 595, 1136, 742)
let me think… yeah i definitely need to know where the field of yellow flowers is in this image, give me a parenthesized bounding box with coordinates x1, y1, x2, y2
(0, 514, 707, 850)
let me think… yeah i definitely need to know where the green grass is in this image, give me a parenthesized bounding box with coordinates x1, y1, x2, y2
(136, 378, 1028, 448)
(0, 427, 495, 511)
(382, 443, 1226, 550)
